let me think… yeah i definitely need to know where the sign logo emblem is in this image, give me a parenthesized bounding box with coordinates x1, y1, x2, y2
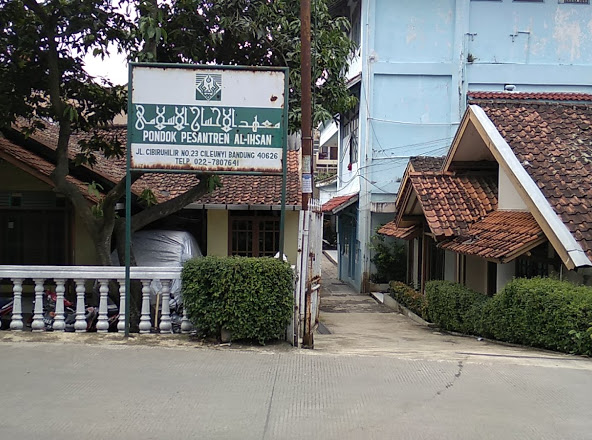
(195, 73, 222, 101)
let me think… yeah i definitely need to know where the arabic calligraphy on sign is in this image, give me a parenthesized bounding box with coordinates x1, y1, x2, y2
(134, 104, 281, 134)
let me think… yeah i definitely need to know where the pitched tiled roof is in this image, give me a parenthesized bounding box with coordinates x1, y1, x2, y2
(321, 193, 358, 213)
(196, 150, 300, 205)
(477, 101, 592, 260)
(12, 122, 301, 207)
(0, 136, 99, 202)
(409, 156, 445, 172)
(468, 92, 592, 102)
(440, 211, 545, 262)
(377, 222, 420, 240)
(410, 172, 497, 237)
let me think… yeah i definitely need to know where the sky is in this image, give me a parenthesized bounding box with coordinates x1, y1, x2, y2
(83, 45, 129, 86)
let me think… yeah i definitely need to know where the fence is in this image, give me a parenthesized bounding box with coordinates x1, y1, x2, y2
(0, 265, 190, 334)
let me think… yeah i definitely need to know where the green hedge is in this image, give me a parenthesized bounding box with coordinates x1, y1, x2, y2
(182, 256, 294, 344)
(389, 281, 428, 319)
(481, 278, 592, 355)
(425, 280, 489, 335)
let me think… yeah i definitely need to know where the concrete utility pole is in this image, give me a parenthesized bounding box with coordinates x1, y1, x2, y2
(300, 0, 314, 348)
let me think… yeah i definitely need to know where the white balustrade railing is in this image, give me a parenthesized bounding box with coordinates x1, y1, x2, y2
(0, 266, 192, 334)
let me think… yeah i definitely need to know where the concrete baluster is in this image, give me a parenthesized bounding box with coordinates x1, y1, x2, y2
(96, 279, 110, 332)
(117, 279, 126, 333)
(9, 278, 24, 331)
(139, 279, 152, 334)
(181, 306, 193, 334)
(53, 278, 66, 331)
(31, 278, 45, 332)
(159, 279, 172, 334)
(74, 279, 87, 332)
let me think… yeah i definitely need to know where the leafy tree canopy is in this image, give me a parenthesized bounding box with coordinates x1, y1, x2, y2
(137, 0, 357, 132)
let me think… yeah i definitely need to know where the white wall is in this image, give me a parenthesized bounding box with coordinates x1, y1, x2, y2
(498, 168, 527, 211)
(563, 265, 592, 287)
(444, 250, 456, 282)
(496, 262, 515, 293)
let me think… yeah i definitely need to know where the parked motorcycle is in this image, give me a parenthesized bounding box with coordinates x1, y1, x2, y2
(37, 288, 119, 332)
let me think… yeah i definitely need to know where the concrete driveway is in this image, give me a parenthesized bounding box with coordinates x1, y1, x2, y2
(315, 254, 589, 369)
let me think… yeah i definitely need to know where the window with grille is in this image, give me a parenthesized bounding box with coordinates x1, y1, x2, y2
(514, 243, 558, 278)
(229, 211, 280, 257)
(561, 0, 589, 3)
(340, 88, 360, 166)
(342, 112, 359, 165)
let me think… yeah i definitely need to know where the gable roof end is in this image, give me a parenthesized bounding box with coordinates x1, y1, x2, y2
(469, 104, 591, 269)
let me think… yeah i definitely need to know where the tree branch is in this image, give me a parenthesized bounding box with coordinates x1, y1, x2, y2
(103, 171, 144, 212)
(99, 171, 144, 239)
(130, 177, 210, 233)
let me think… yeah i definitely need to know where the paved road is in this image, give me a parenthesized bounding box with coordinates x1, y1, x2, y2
(0, 255, 591, 439)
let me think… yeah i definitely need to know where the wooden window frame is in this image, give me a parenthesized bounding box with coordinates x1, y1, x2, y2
(228, 211, 280, 258)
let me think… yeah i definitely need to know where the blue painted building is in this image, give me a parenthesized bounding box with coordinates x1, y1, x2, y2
(321, 0, 592, 291)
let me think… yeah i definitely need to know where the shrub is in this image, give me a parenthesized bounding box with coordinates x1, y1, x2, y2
(389, 281, 428, 319)
(182, 256, 294, 344)
(369, 230, 406, 283)
(481, 278, 592, 355)
(425, 280, 490, 335)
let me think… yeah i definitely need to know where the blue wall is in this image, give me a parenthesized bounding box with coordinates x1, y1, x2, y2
(364, 0, 592, 198)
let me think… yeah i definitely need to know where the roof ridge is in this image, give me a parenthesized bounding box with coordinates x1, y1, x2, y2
(468, 91, 592, 103)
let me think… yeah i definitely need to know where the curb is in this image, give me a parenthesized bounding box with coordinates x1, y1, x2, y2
(382, 294, 437, 328)
(322, 250, 338, 265)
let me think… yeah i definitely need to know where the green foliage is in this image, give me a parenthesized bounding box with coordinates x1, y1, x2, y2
(139, 188, 158, 207)
(136, 0, 169, 61)
(369, 231, 406, 284)
(87, 182, 105, 218)
(424, 277, 592, 356)
(146, 0, 357, 133)
(389, 281, 427, 319)
(425, 281, 489, 335)
(481, 278, 592, 355)
(182, 256, 294, 344)
(0, 0, 131, 129)
(206, 175, 222, 193)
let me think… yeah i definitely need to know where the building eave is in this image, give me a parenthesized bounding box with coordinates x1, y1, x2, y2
(469, 104, 592, 269)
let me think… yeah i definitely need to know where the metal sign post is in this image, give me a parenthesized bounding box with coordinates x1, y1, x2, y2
(124, 64, 288, 336)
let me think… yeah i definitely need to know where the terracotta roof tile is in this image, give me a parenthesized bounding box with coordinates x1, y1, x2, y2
(13, 122, 300, 207)
(476, 100, 592, 260)
(322, 193, 358, 213)
(440, 211, 544, 262)
(468, 91, 592, 102)
(410, 172, 498, 237)
(0, 137, 99, 202)
(409, 156, 445, 172)
(377, 222, 420, 239)
(196, 150, 300, 206)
